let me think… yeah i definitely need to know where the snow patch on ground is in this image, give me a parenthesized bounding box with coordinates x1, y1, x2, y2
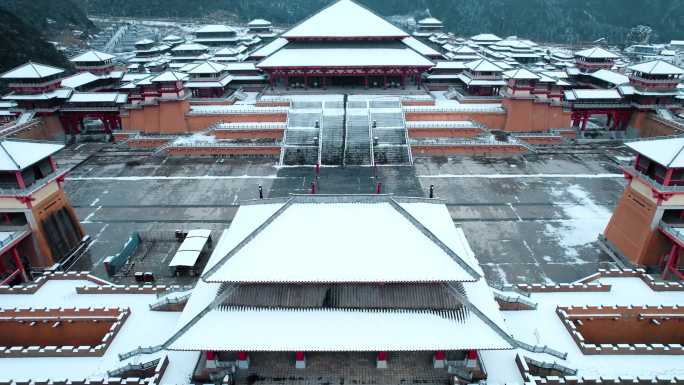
(544, 184, 612, 261)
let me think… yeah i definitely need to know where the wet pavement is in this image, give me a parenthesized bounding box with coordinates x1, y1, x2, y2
(62, 145, 630, 285)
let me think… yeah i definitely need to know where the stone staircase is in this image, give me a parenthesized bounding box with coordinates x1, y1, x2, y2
(281, 108, 321, 166)
(344, 103, 372, 165)
(320, 108, 345, 165)
(370, 106, 411, 165)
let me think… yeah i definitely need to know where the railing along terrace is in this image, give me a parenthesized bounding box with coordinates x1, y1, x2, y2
(623, 163, 684, 193)
(0, 167, 69, 197)
(0, 225, 30, 249)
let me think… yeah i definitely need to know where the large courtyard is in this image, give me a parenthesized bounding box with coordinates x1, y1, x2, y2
(60, 143, 629, 285)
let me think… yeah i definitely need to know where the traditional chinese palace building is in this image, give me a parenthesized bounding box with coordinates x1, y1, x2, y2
(256, 0, 434, 89)
(133, 195, 514, 383)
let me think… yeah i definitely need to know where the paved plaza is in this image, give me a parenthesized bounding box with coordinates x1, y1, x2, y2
(60, 143, 629, 285)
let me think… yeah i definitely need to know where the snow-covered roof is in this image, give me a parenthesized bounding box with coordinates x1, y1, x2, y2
(470, 33, 502, 42)
(457, 73, 506, 86)
(417, 17, 442, 26)
(67, 92, 128, 104)
(203, 198, 481, 283)
(223, 62, 257, 71)
(282, 0, 409, 39)
(503, 68, 540, 80)
(451, 45, 479, 54)
(433, 61, 467, 70)
(564, 89, 622, 101)
(150, 71, 188, 82)
(171, 43, 209, 52)
(168, 305, 510, 352)
(257, 42, 433, 69)
(195, 24, 237, 34)
(250, 38, 289, 58)
(169, 229, 212, 268)
(248, 19, 272, 27)
(629, 60, 684, 75)
(626, 137, 684, 168)
(135, 38, 155, 45)
(162, 34, 183, 41)
(0, 140, 63, 171)
(590, 69, 629, 85)
(70, 50, 115, 63)
(575, 47, 620, 59)
(0, 62, 64, 80)
(185, 76, 233, 88)
(402, 37, 441, 57)
(2, 88, 72, 101)
(61, 72, 100, 89)
(162, 196, 512, 355)
(187, 61, 228, 74)
(465, 59, 503, 72)
(215, 46, 248, 56)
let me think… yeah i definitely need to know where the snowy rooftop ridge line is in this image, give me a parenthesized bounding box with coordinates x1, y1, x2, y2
(200, 195, 482, 284)
(282, 0, 409, 39)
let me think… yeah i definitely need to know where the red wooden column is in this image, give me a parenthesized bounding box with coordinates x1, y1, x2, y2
(12, 248, 28, 282)
(580, 111, 589, 131)
(433, 350, 446, 368)
(15, 172, 26, 189)
(376, 351, 388, 369)
(237, 351, 250, 369)
(295, 351, 306, 369)
(663, 242, 682, 279)
(466, 349, 478, 369)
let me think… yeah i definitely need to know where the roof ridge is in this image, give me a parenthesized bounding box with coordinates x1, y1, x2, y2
(0, 141, 22, 170)
(387, 198, 481, 281)
(202, 197, 295, 282)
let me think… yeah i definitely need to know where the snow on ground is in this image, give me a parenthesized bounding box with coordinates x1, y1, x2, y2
(0, 279, 183, 381)
(543, 184, 612, 261)
(494, 276, 684, 381)
(172, 133, 217, 146)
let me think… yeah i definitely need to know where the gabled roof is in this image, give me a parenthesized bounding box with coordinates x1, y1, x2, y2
(0, 62, 64, 80)
(187, 61, 228, 74)
(202, 197, 481, 283)
(0, 140, 64, 171)
(61, 72, 100, 89)
(402, 36, 442, 57)
(68, 92, 128, 104)
(171, 43, 209, 52)
(452, 45, 479, 54)
(195, 24, 236, 34)
(564, 89, 622, 101)
(626, 138, 684, 168)
(418, 17, 442, 25)
(150, 71, 189, 82)
(470, 33, 502, 42)
(575, 47, 620, 59)
(248, 19, 272, 26)
(590, 69, 629, 85)
(162, 34, 183, 41)
(503, 68, 540, 80)
(282, 0, 409, 39)
(135, 38, 155, 45)
(249, 38, 289, 58)
(70, 50, 115, 63)
(465, 59, 503, 72)
(629, 60, 684, 75)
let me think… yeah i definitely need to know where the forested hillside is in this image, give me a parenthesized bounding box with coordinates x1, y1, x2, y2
(0, 0, 95, 77)
(78, 0, 684, 45)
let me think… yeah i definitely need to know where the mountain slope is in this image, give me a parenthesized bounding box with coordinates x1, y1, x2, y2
(0, 8, 72, 76)
(78, 0, 684, 45)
